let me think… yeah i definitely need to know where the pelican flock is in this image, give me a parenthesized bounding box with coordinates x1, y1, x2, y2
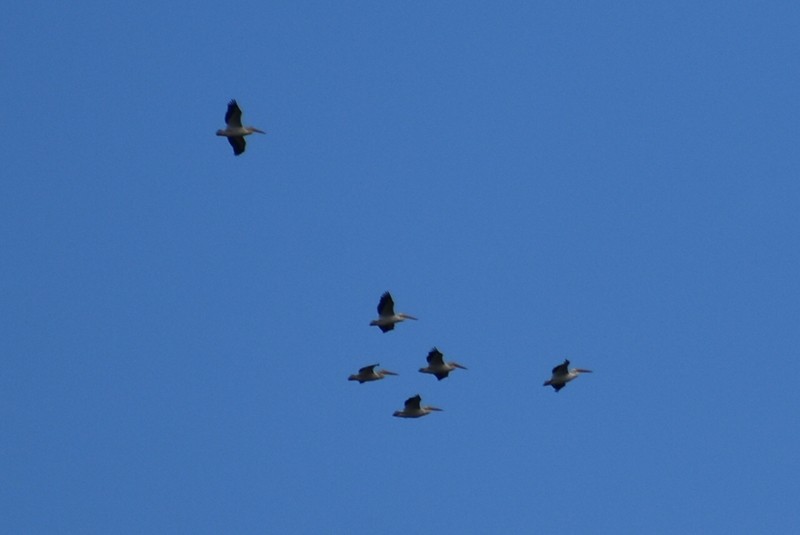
(211, 98, 598, 416)
(216, 100, 265, 155)
(370, 291, 417, 333)
(348, 291, 594, 418)
(543, 359, 593, 392)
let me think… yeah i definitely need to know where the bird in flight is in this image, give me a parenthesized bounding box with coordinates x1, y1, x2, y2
(392, 395, 442, 418)
(216, 99, 265, 155)
(418, 348, 467, 381)
(543, 359, 592, 392)
(369, 292, 417, 333)
(348, 364, 399, 384)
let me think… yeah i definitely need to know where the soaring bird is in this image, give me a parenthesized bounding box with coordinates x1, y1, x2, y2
(543, 359, 592, 392)
(418, 347, 467, 381)
(369, 292, 417, 333)
(216, 100, 265, 155)
(348, 364, 399, 384)
(392, 395, 442, 418)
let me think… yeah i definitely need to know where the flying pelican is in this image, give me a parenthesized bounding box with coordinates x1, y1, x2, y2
(348, 364, 399, 384)
(370, 292, 417, 333)
(216, 99, 265, 155)
(543, 359, 592, 392)
(392, 395, 442, 418)
(419, 347, 467, 381)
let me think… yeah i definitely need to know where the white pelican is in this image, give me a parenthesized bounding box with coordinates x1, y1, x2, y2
(419, 347, 467, 381)
(392, 395, 442, 418)
(370, 292, 417, 333)
(348, 364, 398, 384)
(216, 100, 265, 155)
(543, 359, 592, 392)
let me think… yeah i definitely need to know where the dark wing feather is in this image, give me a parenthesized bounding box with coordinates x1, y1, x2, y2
(377, 292, 395, 316)
(225, 100, 243, 127)
(378, 324, 394, 333)
(434, 371, 449, 381)
(228, 136, 246, 156)
(404, 395, 422, 410)
(426, 348, 444, 366)
(552, 359, 569, 376)
(359, 364, 379, 374)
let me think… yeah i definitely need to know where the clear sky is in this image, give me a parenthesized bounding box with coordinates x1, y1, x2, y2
(2, 2, 799, 533)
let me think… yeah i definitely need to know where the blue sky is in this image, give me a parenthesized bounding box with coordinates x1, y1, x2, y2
(2, 2, 799, 533)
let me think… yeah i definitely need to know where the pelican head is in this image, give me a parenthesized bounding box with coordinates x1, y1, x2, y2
(451, 362, 467, 370)
(398, 313, 417, 321)
(574, 368, 593, 374)
(249, 127, 266, 134)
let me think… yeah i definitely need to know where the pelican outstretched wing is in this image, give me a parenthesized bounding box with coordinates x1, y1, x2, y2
(358, 364, 379, 374)
(225, 100, 243, 127)
(377, 292, 395, 317)
(552, 359, 569, 377)
(228, 136, 246, 155)
(426, 348, 445, 366)
(404, 395, 422, 411)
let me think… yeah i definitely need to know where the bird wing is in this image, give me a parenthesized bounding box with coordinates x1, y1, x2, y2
(378, 324, 394, 333)
(552, 359, 569, 376)
(228, 136, 246, 156)
(404, 395, 422, 410)
(426, 348, 444, 366)
(358, 364, 379, 374)
(377, 292, 395, 317)
(434, 371, 449, 381)
(225, 100, 243, 127)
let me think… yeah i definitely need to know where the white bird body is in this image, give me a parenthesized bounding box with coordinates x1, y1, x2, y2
(216, 100, 265, 155)
(543, 359, 592, 392)
(419, 348, 467, 381)
(348, 364, 398, 384)
(393, 395, 442, 418)
(370, 292, 417, 333)
(218, 125, 262, 137)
